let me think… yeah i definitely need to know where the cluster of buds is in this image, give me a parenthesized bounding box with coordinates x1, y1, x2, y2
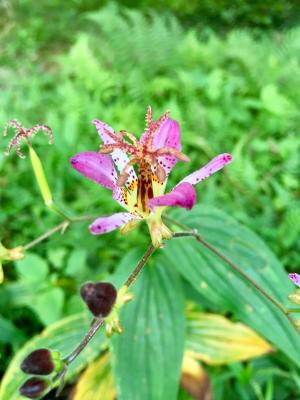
(19, 349, 63, 398)
(80, 281, 133, 336)
(18, 281, 131, 398)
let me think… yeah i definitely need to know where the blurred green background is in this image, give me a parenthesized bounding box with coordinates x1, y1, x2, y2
(0, 1, 300, 399)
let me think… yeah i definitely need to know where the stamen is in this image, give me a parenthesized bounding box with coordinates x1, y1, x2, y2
(99, 142, 136, 155)
(156, 164, 166, 183)
(120, 130, 139, 146)
(156, 147, 190, 162)
(103, 127, 124, 143)
(117, 173, 129, 187)
(116, 158, 137, 187)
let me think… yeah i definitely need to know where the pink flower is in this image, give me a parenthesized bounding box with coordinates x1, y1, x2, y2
(70, 107, 233, 247)
(289, 273, 300, 287)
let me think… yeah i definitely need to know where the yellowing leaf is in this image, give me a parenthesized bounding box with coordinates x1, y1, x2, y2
(181, 353, 212, 400)
(73, 352, 115, 400)
(186, 312, 272, 365)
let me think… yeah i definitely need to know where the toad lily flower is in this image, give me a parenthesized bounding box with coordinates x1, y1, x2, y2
(70, 107, 232, 247)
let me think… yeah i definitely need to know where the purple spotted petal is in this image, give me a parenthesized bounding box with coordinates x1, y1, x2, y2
(289, 273, 300, 288)
(152, 118, 181, 151)
(89, 212, 140, 235)
(140, 118, 181, 178)
(70, 151, 117, 190)
(93, 119, 137, 188)
(180, 153, 233, 185)
(154, 119, 181, 177)
(148, 182, 196, 210)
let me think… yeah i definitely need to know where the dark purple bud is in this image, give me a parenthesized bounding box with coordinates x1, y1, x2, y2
(21, 348, 54, 375)
(80, 282, 117, 318)
(19, 377, 48, 399)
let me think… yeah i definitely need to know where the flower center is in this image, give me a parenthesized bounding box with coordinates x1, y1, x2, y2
(99, 106, 189, 216)
(136, 161, 154, 214)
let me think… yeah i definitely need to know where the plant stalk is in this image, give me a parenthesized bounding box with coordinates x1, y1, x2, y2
(23, 215, 95, 250)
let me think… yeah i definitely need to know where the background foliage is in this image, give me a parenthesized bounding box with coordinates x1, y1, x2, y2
(0, 1, 300, 399)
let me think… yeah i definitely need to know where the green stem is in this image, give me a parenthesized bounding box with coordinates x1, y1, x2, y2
(124, 244, 156, 287)
(47, 203, 72, 221)
(23, 215, 95, 251)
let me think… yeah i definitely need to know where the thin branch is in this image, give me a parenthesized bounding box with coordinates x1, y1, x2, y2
(62, 319, 104, 365)
(124, 244, 156, 287)
(23, 215, 95, 250)
(23, 222, 68, 250)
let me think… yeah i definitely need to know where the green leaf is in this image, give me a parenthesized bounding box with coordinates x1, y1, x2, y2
(163, 205, 300, 367)
(65, 249, 87, 279)
(15, 253, 48, 283)
(47, 247, 67, 269)
(0, 312, 105, 400)
(0, 316, 26, 348)
(32, 287, 65, 325)
(260, 84, 293, 115)
(111, 260, 185, 400)
(186, 312, 272, 365)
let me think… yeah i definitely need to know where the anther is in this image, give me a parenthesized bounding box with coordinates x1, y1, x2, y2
(156, 164, 166, 183)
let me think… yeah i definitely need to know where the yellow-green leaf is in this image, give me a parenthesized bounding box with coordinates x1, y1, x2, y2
(73, 352, 115, 400)
(186, 312, 272, 365)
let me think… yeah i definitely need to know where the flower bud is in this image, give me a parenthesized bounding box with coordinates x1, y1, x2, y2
(29, 147, 53, 207)
(106, 318, 123, 337)
(80, 282, 117, 318)
(19, 377, 49, 399)
(21, 348, 62, 375)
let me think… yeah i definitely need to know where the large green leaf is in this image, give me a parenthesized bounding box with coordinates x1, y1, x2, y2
(111, 256, 185, 400)
(0, 312, 105, 400)
(162, 205, 300, 366)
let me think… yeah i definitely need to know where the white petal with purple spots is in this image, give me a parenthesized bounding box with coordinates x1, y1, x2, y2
(93, 119, 137, 190)
(180, 153, 233, 186)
